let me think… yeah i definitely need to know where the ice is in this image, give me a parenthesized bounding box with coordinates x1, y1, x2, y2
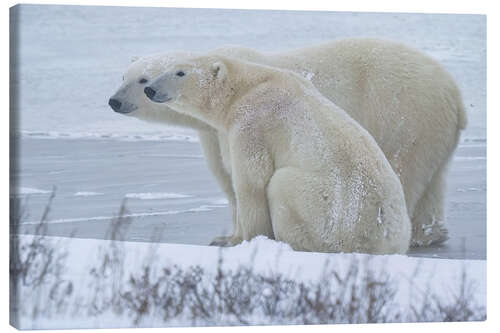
(11, 187, 51, 196)
(20, 204, 224, 225)
(19, 129, 199, 143)
(454, 156, 486, 161)
(11, 6, 485, 142)
(210, 198, 229, 205)
(74, 191, 103, 196)
(125, 192, 193, 200)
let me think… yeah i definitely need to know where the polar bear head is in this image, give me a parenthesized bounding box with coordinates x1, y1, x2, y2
(143, 56, 235, 126)
(108, 53, 213, 130)
(109, 54, 175, 115)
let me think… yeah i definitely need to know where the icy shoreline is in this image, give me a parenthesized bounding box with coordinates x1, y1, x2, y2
(12, 137, 486, 260)
(14, 129, 486, 145)
(15, 129, 200, 143)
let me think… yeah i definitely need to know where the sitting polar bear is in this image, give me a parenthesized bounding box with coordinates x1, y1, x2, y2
(143, 55, 412, 254)
(109, 39, 466, 247)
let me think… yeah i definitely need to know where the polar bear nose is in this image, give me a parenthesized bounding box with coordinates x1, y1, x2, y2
(108, 98, 122, 112)
(144, 86, 156, 100)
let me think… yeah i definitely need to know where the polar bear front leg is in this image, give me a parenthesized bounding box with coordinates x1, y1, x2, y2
(234, 184, 275, 241)
(198, 129, 239, 246)
(229, 135, 275, 241)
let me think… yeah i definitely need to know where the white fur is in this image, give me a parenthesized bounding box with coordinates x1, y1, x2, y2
(110, 38, 466, 247)
(146, 56, 412, 254)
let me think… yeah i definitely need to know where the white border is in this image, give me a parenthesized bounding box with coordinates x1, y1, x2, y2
(0, 0, 493, 13)
(2, 1, 496, 333)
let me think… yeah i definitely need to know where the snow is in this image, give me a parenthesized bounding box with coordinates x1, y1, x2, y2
(15, 234, 486, 329)
(18, 129, 199, 143)
(74, 191, 103, 196)
(210, 198, 229, 205)
(125, 192, 193, 200)
(262, 287, 273, 297)
(302, 71, 315, 81)
(20, 204, 226, 225)
(11, 187, 52, 196)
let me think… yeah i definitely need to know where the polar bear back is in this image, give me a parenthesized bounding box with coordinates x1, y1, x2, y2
(261, 39, 465, 216)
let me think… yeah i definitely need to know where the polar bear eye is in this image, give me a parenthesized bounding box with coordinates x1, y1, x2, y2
(176, 71, 185, 77)
(138, 78, 148, 84)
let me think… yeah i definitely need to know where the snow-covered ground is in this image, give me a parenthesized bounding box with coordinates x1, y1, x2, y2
(13, 235, 486, 329)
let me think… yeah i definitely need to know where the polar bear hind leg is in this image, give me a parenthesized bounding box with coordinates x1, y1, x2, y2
(266, 167, 324, 252)
(410, 161, 450, 247)
(267, 167, 409, 254)
(409, 77, 466, 247)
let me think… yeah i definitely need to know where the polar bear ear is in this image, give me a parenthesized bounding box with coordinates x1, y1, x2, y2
(131, 56, 140, 63)
(211, 61, 227, 81)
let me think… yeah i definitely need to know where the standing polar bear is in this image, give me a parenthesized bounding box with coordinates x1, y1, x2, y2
(109, 39, 466, 247)
(144, 55, 412, 254)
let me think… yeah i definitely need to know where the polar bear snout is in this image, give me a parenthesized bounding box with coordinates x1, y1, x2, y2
(108, 96, 138, 114)
(144, 85, 172, 103)
(108, 98, 122, 112)
(144, 86, 156, 99)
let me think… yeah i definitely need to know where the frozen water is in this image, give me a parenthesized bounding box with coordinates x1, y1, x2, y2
(74, 191, 103, 196)
(12, 137, 485, 259)
(11, 5, 485, 142)
(210, 198, 229, 205)
(125, 192, 193, 200)
(11, 186, 52, 195)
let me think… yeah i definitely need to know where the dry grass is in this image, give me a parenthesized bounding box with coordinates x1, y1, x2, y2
(10, 192, 73, 328)
(10, 196, 486, 328)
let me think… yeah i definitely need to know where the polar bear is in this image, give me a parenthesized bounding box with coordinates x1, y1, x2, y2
(109, 39, 466, 247)
(142, 55, 412, 254)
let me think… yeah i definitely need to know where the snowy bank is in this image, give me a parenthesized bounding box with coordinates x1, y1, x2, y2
(12, 234, 486, 329)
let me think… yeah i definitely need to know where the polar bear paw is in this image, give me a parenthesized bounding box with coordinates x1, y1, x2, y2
(411, 219, 449, 247)
(209, 235, 242, 247)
